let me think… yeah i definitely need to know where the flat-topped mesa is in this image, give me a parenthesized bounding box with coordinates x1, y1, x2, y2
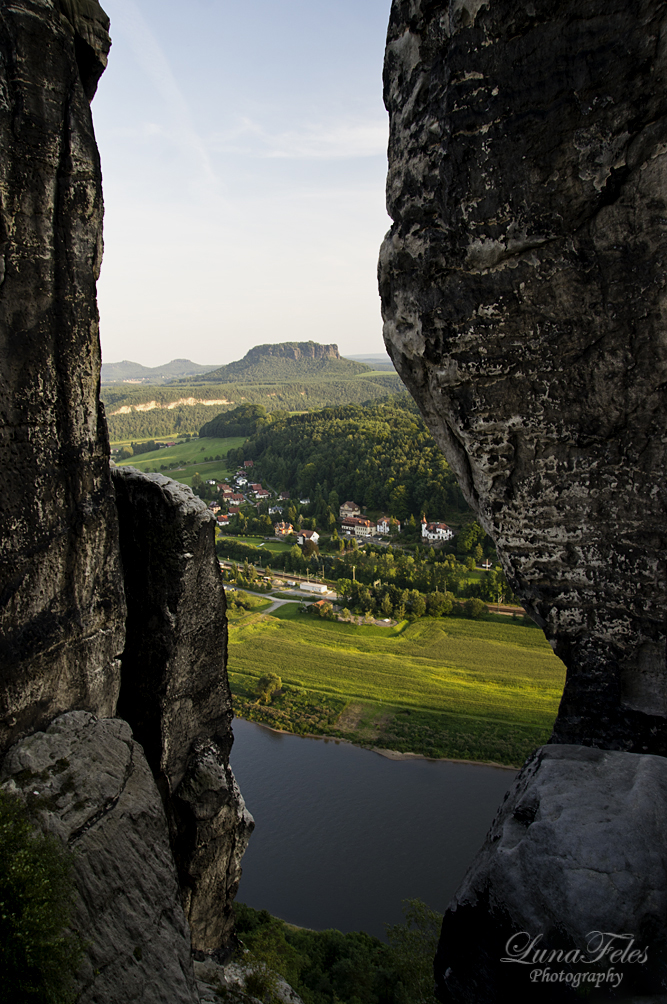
(380, 0, 667, 755)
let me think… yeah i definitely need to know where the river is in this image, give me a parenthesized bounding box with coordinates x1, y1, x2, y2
(230, 717, 516, 939)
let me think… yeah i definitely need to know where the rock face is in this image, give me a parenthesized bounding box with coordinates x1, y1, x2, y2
(379, 0, 667, 755)
(435, 745, 667, 1002)
(0, 0, 124, 754)
(0, 0, 252, 980)
(112, 467, 254, 953)
(0, 712, 199, 1004)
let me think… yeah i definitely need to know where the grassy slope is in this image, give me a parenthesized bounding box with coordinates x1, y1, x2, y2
(228, 605, 566, 766)
(114, 436, 245, 486)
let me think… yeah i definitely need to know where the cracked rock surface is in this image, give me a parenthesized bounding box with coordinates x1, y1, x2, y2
(0, 711, 199, 1004)
(112, 468, 254, 952)
(435, 744, 667, 1002)
(380, 0, 667, 754)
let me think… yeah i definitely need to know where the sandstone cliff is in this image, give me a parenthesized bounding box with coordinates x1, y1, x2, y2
(0, 0, 251, 991)
(380, 0, 667, 754)
(0, 0, 124, 754)
(380, 0, 667, 998)
(112, 468, 253, 952)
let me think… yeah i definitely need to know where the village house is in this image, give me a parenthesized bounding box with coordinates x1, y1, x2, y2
(208, 502, 221, 514)
(254, 489, 270, 500)
(297, 529, 320, 546)
(279, 492, 290, 500)
(341, 516, 376, 538)
(216, 514, 229, 527)
(244, 460, 254, 468)
(217, 483, 232, 495)
(228, 493, 245, 504)
(268, 506, 283, 515)
(235, 477, 248, 487)
(274, 521, 294, 537)
(228, 507, 241, 516)
(249, 482, 262, 492)
(376, 516, 400, 535)
(421, 517, 454, 541)
(299, 497, 311, 505)
(339, 501, 361, 518)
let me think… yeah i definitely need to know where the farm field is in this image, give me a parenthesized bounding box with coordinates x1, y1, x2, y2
(114, 436, 245, 486)
(227, 604, 566, 767)
(220, 535, 293, 554)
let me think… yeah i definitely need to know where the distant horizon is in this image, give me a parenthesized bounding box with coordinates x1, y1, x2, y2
(94, 0, 392, 368)
(100, 348, 392, 369)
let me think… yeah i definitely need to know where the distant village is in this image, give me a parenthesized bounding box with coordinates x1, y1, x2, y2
(207, 459, 463, 550)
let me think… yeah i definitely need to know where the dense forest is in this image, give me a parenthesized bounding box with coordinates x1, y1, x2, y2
(103, 376, 404, 441)
(224, 397, 469, 521)
(199, 403, 281, 438)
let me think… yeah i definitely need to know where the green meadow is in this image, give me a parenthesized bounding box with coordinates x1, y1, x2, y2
(114, 436, 245, 486)
(227, 604, 566, 767)
(219, 535, 294, 553)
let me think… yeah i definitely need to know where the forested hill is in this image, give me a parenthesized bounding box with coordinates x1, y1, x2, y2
(189, 341, 371, 384)
(101, 358, 218, 384)
(103, 376, 404, 442)
(226, 398, 470, 521)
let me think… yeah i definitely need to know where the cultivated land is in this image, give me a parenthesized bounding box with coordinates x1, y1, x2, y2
(113, 436, 245, 486)
(227, 603, 566, 767)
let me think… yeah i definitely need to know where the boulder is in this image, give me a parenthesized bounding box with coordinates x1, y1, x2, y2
(0, 711, 199, 1004)
(436, 745, 667, 1002)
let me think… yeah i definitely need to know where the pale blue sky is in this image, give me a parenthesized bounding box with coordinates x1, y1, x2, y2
(94, 0, 393, 367)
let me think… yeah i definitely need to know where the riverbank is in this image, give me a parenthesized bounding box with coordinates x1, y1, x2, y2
(233, 716, 519, 771)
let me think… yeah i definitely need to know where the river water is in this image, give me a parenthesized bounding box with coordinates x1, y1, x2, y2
(230, 718, 516, 939)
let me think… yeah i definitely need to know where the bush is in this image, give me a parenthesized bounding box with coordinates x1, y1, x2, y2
(0, 790, 83, 1004)
(255, 673, 282, 704)
(463, 597, 488, 619)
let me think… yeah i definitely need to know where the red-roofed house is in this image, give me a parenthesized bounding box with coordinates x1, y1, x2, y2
(274, 522, 294, 537)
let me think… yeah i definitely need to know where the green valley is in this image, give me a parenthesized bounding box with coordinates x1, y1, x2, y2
(227, 603, 565, 767)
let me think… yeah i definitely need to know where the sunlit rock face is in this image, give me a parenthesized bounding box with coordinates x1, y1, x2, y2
(380, 0, 667, 754)
(0, 0, 124, 753)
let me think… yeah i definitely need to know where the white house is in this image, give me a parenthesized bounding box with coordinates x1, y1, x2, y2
(421, 518, 454, 541)
(376, 516, 400, 535)
(297, 529, 320, 546)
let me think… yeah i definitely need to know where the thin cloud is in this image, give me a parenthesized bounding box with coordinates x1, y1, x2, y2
(109, 0, 218, 186)
(210, 117, 388, 160)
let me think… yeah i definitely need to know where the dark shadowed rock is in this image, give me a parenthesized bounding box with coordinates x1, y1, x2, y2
(111, 467, 254, 952)
(0, 0, 124, 754)
(0, 711, 199, 1004)
(380, 0, 667, 756)
(435, 745, 667, 1002)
